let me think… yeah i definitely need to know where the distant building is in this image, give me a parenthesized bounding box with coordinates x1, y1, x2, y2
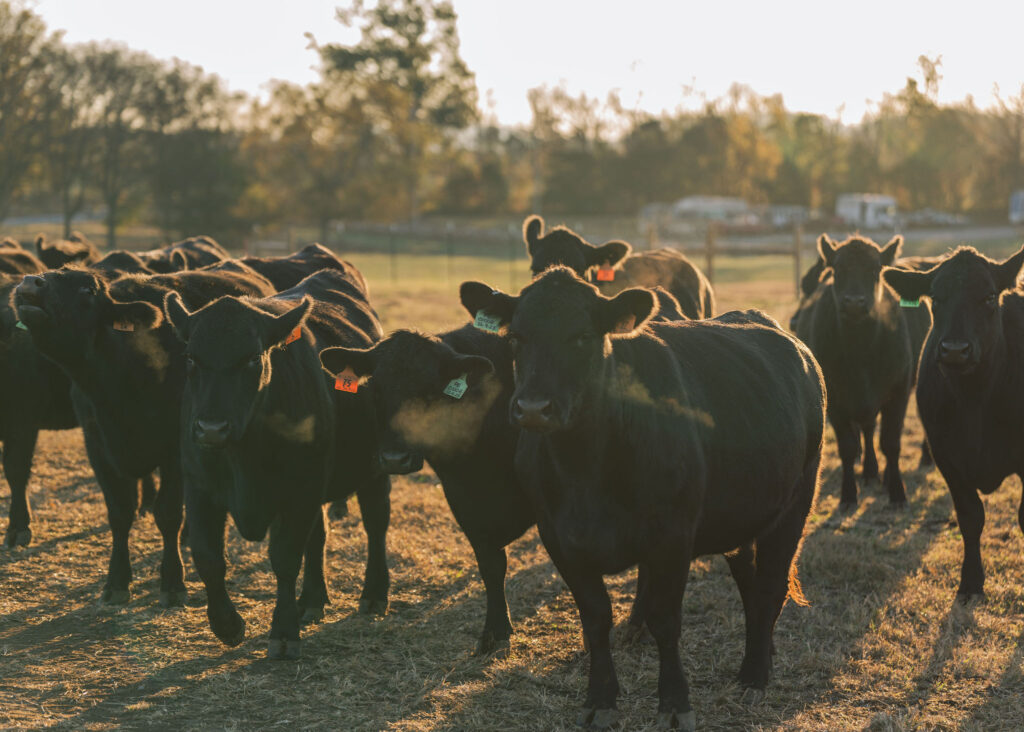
(671, 195, 750, 220)
(1011, 190, 1024, 225)
(835, 193, 898, 229)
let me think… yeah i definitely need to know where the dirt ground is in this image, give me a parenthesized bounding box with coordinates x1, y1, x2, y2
(2, 274, 1024, 731)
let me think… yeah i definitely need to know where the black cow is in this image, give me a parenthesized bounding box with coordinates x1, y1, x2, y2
(137, 236, 231, 273)
(13, 266, 274, 604)
(884, 246, 1024, 602)
(35, 232, 100, 269)
(460, 268, 824, 729)
(793, 235, 931, 510)
(523, 215, 714, 319)
(219, 243, 361, 293)
(164, 268, 390, 659)
(0, 244, 44, 276)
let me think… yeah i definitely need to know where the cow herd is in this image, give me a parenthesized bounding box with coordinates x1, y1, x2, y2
(1, 220, 1022, 730)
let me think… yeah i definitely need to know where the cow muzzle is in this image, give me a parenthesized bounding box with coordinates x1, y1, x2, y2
(938, 340, 973, 368)
(377, 450, 424, 475)
(193, 419, 231, 449)
(511, 397, 559, 432)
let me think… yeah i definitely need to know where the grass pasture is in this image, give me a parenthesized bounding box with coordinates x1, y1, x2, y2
(2, 246, 1024, 730)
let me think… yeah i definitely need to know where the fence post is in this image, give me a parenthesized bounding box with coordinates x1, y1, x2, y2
(446, 221, 454, 287)
(647, 222, 657, 251)
(793, 221, 803, 298)
(704, 223, 716, 284)
(508, 224, 517, 292)
(389, 225, 398, 284)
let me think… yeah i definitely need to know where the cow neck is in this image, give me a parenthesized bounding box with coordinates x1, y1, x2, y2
(832, 294, 896, 359)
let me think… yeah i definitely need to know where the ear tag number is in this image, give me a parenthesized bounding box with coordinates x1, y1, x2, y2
(285, 326, 302, 344)
(473, 310, 500, 333)
(899, 298, 921, 308)
(596, 264, 615, 282)
(113, 320, 135, 332)
(443, 373, 468, 400)
(15, 321, 27, 330)
(334, 367, 359, 393)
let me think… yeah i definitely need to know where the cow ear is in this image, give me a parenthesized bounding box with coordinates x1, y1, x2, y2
(817, 234, 838, 266)
(163, 291, 193, 341)
(880, 235, 903, 266)
(523, 215, 544, 257)
(442, 352, 495, 383)
(594, 287, 658, 336)
(800, 257, 827, 297)
(883, 266, 935, 302)
(102, 297, 164, 332)
(34, 235, 46, 257)
(991, 245, 1024, 292)
(265, 297, 313, 348)
(587, 240, 631, 269)
(170, 249, 190, 271)
(459, 281, 518, 328)
(320, 343, 378, 379)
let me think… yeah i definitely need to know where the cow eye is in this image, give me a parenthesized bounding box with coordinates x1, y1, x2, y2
(185, 354, 196, 369)
(506, 334, 520, 351)
(78, 285, 96, 297)
(984, 293, 998, 307)
(247, 354, 261, 369)
(571, 333, 590, 347)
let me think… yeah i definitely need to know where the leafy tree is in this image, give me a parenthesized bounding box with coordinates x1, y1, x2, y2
(319, 0, 478, 220)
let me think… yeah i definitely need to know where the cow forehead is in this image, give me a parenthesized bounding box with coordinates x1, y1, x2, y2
(932, 254, 996, 297)
(533, 234, 587, 269)
(514, 277, 596, 334)
(833, 240, 881, 270)
(189, 300, 264, 360)
(43, 268, 98, 292)
(375, 333, 445, 382)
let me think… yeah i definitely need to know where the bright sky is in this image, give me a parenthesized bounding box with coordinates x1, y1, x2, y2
(33, 0, 1024, 126)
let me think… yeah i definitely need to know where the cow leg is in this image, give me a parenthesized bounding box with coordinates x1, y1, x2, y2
(356, 475, 391, 616)
(725, 543, 758, 674)
(187, 490, 244, 646)
(468, 537, 512, 655)
(948, 478, 985, 602)
(153, 460, 186, 607)
(3, 429, 38, 548)
(918, 437, 934, 469)
(860, 419, 879, 484)
(645, 558, 695, 731)
(879, 394, 909, 507)
(564, 566, 620, 728)
(267, 506, 317, 660)
(298, 504, 329, 625)
(832, 418, 861, 510)
(623, 563, 652, 643)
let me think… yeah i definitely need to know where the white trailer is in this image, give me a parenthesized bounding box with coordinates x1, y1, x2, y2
(1011, 190, 1024, 225)
(835, 193, 898, 229)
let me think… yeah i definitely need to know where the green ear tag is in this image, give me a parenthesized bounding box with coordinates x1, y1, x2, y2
(899, 298, 921, 308)
(15, 321, 27, 330)
(473, 310, 500, 333)
(443, 373, 468, 400)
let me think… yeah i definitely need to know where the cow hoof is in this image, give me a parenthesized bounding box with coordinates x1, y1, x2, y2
(210, 613, 246, 646)
(300, 606, 325, 625)
(838, 500, 857, 514)
(328, 501, 348, 520)
(956, 591, 985, 606)
(655, 710, 696, 731)
(619, 622, 652, 645)
(358, 598, 388, 616)
(5, 527, 31, 548)
(267, 638, 302, 660)
(474, 631, 511, 657)
(576, 707, 620, 729)
(740, 687, 766, 705)
(159, 589, 188, 608)
(101, 588, 131, 605)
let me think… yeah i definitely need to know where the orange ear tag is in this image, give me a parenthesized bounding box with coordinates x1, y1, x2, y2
(285, 326, 302, 344)
(596, 265, 615, 282)
(113, 320, 135, 332)
(334, 367, 359, 393)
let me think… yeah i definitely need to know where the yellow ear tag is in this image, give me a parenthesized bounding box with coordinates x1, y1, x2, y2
(334, 367, 359, 393)
(596, 264, 615, 282)
(443, 373, 468, 400)
(473, 310, 500, 333)
(285, 326, 302, 344)
(113, 320, 135, 332)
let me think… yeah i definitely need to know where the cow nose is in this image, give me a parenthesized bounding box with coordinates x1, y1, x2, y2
(20, 275, 46, 292)
(194, 419, 231, 447)
(939, 340, 972, 366)
(377, 450, 423, 475)
(841, 294, 870, 314)
(512, 398, 556, 431)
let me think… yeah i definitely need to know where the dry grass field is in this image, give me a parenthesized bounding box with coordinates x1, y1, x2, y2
(2, 249, 1024, 731)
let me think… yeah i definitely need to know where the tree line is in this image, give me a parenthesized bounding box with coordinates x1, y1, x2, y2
(2, 0, 1023, 249)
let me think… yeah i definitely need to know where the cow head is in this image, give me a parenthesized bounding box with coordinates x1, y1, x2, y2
(818, 234, 902, 322)
(165, 292, 311, 449)
(460, 267, 657, 433)
(13, 269, 163, 366)
(523, 215, 631, 279)
(320, 330, 497, 473)
(884, 246, 1024, 375)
